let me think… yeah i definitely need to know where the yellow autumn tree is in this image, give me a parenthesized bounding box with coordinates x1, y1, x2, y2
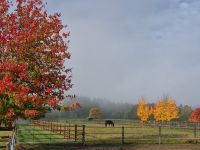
(61, 102, 81, 111)
(61, 105, 71, 111)
(89, 107, 101, 119)
(166, 99, 179, 121)
(153, 98, 179, 122)
(152, 100, 166, 122)
(136, 97, 151, 123)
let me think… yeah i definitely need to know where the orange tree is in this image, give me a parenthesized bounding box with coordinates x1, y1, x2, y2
(153, 98, 179, 122)
(89, 107, 101, 119)
(189, 108, 200, 122)
(136, 97, 150, 123)
(0, 0, 77, 125)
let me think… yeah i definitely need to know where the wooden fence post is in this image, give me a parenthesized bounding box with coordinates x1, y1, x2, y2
(69, 124, 71, 140)
(49, 121, 50, 130)
(57, 121, 59, 133)
(75, 124, 77, 142)
(60, 123, 62, 135)
(51, 122, 53, 132)
(82, 125, 85, 145)
(33, 125, 35, 144)
(158, 124, 161, 144)
(49, 122, 52, 143)
(122, 126, 125, 144)
(64, 124, 66, 139)
(6, 142, 9, 150)
(43, 121, 45, 129)
(194, 123, 197, 144)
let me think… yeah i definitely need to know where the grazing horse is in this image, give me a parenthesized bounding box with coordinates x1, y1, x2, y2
(87, 117, 93, 121)
(105, 120, 114, 127)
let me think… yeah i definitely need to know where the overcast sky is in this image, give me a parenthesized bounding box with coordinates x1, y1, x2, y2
(44, 0, 200, 105)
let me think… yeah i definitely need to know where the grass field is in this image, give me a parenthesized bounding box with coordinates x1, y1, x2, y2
(16, 119, 200, 145)
(17, 124, 67, 144)
(54, 119, 198, 144)
(14, 119, 200, 149)
(85, 124, 197, 144)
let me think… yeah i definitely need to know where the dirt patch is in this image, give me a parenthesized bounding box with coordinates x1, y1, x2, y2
(76, 145, 200, 150)
(125, 145, 200, 150)
(16, 144, 200, 150)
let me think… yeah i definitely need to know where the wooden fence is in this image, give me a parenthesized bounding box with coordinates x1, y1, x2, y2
(28, 120, 200, 145)
(31, 120, 85, 144)
(0, 126, 16, 150)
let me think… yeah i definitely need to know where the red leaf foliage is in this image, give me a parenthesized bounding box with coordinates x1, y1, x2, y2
(189, 108, 200, 122)
(0, 0, 72, 123)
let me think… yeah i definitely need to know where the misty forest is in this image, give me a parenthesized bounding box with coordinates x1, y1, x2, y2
(44, 96, 192, 122)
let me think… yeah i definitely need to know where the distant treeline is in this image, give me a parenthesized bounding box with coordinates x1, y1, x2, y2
(44, 96, 192, 121)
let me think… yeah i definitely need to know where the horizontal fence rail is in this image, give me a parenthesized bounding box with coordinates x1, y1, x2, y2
(0, 126, 16, 150)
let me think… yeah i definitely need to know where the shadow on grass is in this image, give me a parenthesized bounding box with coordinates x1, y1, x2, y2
(143, 133, 188, 139)
(16, 143, 200, 150)
(16, 143, 132, 150)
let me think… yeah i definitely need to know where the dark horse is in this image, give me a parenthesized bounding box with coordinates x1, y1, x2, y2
(105, 120, 114, 127)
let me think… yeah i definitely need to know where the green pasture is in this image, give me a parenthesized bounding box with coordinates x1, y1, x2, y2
(15, 119, 200, 145)
(16, 124, 67, 144)
(54, 119, 198, 144)
(85, 125, 196, 144)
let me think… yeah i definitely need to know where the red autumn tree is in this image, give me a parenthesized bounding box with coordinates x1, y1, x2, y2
(189, 108, 200, 122)
(0, 0, 76, 125)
